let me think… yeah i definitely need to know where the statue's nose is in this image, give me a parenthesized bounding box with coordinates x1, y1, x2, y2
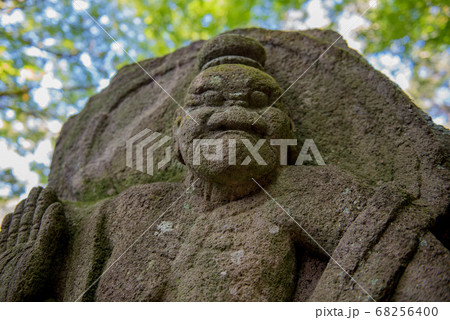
(226, 92, 249, 108)
(226, 100, 249, 109)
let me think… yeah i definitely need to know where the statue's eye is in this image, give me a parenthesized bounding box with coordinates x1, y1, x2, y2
(193, 86, 207, 94)
(185, 94, 202, 108)
(203, 90, 224, 106)
(250, 91, 268, 107)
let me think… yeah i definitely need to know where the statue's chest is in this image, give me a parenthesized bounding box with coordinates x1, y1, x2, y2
(164, 204, 297, 301)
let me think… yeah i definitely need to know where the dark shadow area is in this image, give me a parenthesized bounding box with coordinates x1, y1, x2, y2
(292, 244, 329, 301)
(431, 203, 450, 251)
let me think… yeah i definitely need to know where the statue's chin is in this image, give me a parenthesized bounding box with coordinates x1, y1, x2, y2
(191, 161, 275, 185)
(188, 137, 279, 185)
(185, 159, 279, 202)
(182, 130, 279, 191)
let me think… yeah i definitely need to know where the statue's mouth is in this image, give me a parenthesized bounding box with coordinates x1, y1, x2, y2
(205, 108, 267, 137)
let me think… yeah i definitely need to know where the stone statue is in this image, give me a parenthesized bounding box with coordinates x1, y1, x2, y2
(0, 30, 449, 301)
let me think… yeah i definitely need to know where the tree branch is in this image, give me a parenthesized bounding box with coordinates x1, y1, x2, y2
(0, 85, 96, 98)
(21, 39, 82, 59)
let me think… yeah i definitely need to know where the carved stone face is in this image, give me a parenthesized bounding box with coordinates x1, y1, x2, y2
(174, 64, 294, 191)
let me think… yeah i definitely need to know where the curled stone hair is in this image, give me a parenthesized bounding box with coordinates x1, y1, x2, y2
(197, 34, 267, 71)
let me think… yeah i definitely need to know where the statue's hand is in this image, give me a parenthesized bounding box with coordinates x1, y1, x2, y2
(0, 187, 66, 301)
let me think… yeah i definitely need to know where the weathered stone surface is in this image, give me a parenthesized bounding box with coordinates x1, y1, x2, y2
(392, 232, 450, 301)
(1, 28, 449, 301)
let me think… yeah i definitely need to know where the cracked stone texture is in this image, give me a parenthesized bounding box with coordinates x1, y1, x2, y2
(1, 28, 449, 301)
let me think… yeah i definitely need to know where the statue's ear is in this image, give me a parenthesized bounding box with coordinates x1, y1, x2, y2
(288, 144, 299, 165)
(288, 119, 298, 165)
(174, 140, 185, 165)
(173, 114, 185, 165)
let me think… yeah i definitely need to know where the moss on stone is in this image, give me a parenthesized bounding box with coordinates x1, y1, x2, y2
(81, 212, 111, 302)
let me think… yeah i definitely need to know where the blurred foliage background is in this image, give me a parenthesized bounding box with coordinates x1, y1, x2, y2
(0, 0, 449, 211)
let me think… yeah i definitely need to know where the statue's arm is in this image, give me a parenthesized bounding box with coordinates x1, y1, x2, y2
(310, 183, 418, 301)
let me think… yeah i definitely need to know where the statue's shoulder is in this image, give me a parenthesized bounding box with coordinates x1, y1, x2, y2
(114, 182, 185, 203)
(105, 182, 187, 221)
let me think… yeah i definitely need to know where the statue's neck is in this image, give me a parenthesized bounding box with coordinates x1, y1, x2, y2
(184, 170, 277, 203)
